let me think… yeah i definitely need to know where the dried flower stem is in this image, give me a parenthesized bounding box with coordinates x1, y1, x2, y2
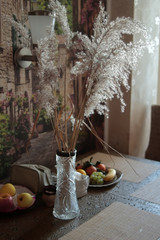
(69, 89, 88, 151)
(64, 68, 68, 149)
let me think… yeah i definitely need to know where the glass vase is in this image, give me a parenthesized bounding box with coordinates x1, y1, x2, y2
(53, 150, 80, 220)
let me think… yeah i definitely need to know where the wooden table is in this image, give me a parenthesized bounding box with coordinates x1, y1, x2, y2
(1, 152, 160, 240)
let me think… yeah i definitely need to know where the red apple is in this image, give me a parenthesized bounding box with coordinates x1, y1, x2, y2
(0, 193, 16, 212)
(85, 165, 97, 176)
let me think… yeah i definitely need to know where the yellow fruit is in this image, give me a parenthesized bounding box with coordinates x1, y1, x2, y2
(76, 169, 87, 175)
(0, 193, 11, 198)
(0, 183, 16, 196)
(104, 169, 116, 182)
(17, 193, 34, 208)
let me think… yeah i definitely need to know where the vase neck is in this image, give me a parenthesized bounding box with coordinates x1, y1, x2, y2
(56, 150, 76, 157)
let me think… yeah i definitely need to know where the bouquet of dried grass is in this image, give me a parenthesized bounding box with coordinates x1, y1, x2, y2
(34, 0, 154, 153)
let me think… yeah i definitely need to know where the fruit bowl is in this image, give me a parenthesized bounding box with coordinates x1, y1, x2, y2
(88, 169, 123, 187)
(76, 157, 123, 187)
(0, 184, 36, 213)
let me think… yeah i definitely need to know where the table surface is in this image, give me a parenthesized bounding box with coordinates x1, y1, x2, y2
(1, 152, 160, 240)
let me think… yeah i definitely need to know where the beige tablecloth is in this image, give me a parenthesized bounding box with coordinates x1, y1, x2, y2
(79, 152, 160, 182)
(59, 202, 160, 240)
(132, 176, 160, 204)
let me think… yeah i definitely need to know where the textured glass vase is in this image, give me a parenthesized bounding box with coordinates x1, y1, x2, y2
(53, 150, 80, 220)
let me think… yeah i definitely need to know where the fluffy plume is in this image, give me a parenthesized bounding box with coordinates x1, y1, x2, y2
(49, 0, 73, 47)
(71, 3, 152, 117)
(5, 17, 31, 48)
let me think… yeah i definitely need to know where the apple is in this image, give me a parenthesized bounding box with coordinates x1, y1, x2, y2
(0, 193, 15, 212)
(76, 163, 83, 170)
(0, 183, 16, 196)
(17, 193, 34, 209)
(85, 165, 97, 176)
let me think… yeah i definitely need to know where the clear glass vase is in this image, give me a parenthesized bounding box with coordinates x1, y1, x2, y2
(53, 150, 80, 220)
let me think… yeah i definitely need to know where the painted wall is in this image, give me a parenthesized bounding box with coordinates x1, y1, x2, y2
(0, 0, 32, 111)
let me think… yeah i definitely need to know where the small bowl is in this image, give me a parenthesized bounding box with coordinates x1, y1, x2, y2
(42, 185, 56, 207)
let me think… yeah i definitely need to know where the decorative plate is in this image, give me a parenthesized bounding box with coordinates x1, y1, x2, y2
(89, 169, 123, 187)
(0, 184, 36, 213)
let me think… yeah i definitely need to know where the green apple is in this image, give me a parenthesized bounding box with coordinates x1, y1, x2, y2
(17, 193, 33, 208)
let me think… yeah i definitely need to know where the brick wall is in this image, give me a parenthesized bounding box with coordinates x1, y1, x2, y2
(0, 0, 32, 114)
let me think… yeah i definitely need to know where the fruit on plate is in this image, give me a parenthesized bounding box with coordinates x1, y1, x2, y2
(0, 193, 15, 212)
(104, 169, 116, 182)
(85, 165, 97, 176)
(76, 157, 117, 184)
(17, 193, 34, 209)
(81, 157, 97, 176)
(76, 164, 83, 170)
(90, 172, 105, 185)
(95, 161, 107, 172)
(0, 183, 16, 196)
(76, 169, 87, 175)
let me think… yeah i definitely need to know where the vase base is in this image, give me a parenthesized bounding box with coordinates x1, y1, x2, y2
(53, 209, 80, 220)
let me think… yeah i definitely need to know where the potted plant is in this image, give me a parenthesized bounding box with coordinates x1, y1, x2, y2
(0, 114, 16, 179)
(10, 0, 153, 220)
(33, 108, 51, 133)
(34, 0, 152, 220)
(31, 0, 50, 11)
